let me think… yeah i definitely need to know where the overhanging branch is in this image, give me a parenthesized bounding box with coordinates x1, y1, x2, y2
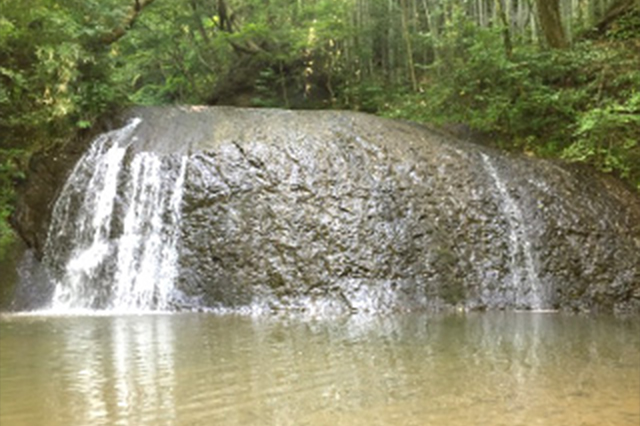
(102, 0, 157, 45)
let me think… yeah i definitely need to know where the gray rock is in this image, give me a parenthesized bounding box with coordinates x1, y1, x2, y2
(11, 106, 640, 314)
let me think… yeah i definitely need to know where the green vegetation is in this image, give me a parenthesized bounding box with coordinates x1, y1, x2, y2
(0, 0, 138, 253)
(380, 29, 640, 184)
(1, 0, 639, 256)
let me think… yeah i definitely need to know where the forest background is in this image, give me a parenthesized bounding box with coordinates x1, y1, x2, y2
(1, 0, 639, 256)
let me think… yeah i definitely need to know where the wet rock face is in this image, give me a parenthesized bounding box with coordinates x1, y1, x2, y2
(14, 107, 640, 313)
(173, 113, 502, 313)
(131, 107, 640, 313)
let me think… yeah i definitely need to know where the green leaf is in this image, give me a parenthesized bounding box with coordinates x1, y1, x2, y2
(76, 120, 92, 129)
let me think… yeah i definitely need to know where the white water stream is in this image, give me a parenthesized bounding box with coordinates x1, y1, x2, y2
(481, 153, 543, 309)
(44, 119, 187, 312)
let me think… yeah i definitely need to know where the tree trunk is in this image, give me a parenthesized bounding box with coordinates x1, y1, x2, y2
(422, 0, 438, 65)
(536, 0, 569, 48)
(400, 0, 418, 91)
(495, 0, 514, 57)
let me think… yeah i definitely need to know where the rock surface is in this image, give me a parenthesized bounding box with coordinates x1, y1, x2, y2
(11, 106, 640, 313)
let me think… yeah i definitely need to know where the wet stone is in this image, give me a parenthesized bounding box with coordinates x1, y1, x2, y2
(11, 106, 640, 314)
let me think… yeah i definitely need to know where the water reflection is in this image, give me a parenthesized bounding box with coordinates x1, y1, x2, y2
(108, 316, 176, 425)
(0, 315, 178, 426)
(1, 313, 638, 426)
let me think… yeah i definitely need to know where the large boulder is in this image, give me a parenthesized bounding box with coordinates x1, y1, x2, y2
(11, 107, 640, 313)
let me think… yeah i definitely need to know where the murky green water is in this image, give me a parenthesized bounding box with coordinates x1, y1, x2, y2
(0, 312, 638, 426)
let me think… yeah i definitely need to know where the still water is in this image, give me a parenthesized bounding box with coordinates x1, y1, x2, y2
(1, 312, 638, 426)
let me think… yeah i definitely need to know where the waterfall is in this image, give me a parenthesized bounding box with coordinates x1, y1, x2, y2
(44, 119, 188, 312)
(13, 107, 637, 314)
(480, 153, 543, 309)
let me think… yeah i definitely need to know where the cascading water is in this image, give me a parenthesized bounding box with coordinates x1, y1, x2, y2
(43, 119, 188, 312)
(480, 153, 543, 309)
(110, 153, 187, 310)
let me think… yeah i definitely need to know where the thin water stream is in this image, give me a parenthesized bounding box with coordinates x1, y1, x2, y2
(480, 153, 543, 308)
(1, 312, 638, 426)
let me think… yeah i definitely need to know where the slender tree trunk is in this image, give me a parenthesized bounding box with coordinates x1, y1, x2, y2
(496, 0, 514, 57)
(478, 0, 486, 26)
(422, 0, 438, 65)
(400, 0, 418, 91)
(515, 0, 528, 36)
(536, 0, 569, 48)
(388, 0, 396, 84)
(529, 0, 539, 42)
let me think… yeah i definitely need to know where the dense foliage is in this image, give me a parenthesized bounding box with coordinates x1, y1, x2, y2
(380, 26, 640, 185)
(0, 0, 136, 253)
(1, 0, 639, 255)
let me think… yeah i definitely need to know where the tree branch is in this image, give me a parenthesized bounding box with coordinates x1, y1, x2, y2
(101, 0, 157, 45)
